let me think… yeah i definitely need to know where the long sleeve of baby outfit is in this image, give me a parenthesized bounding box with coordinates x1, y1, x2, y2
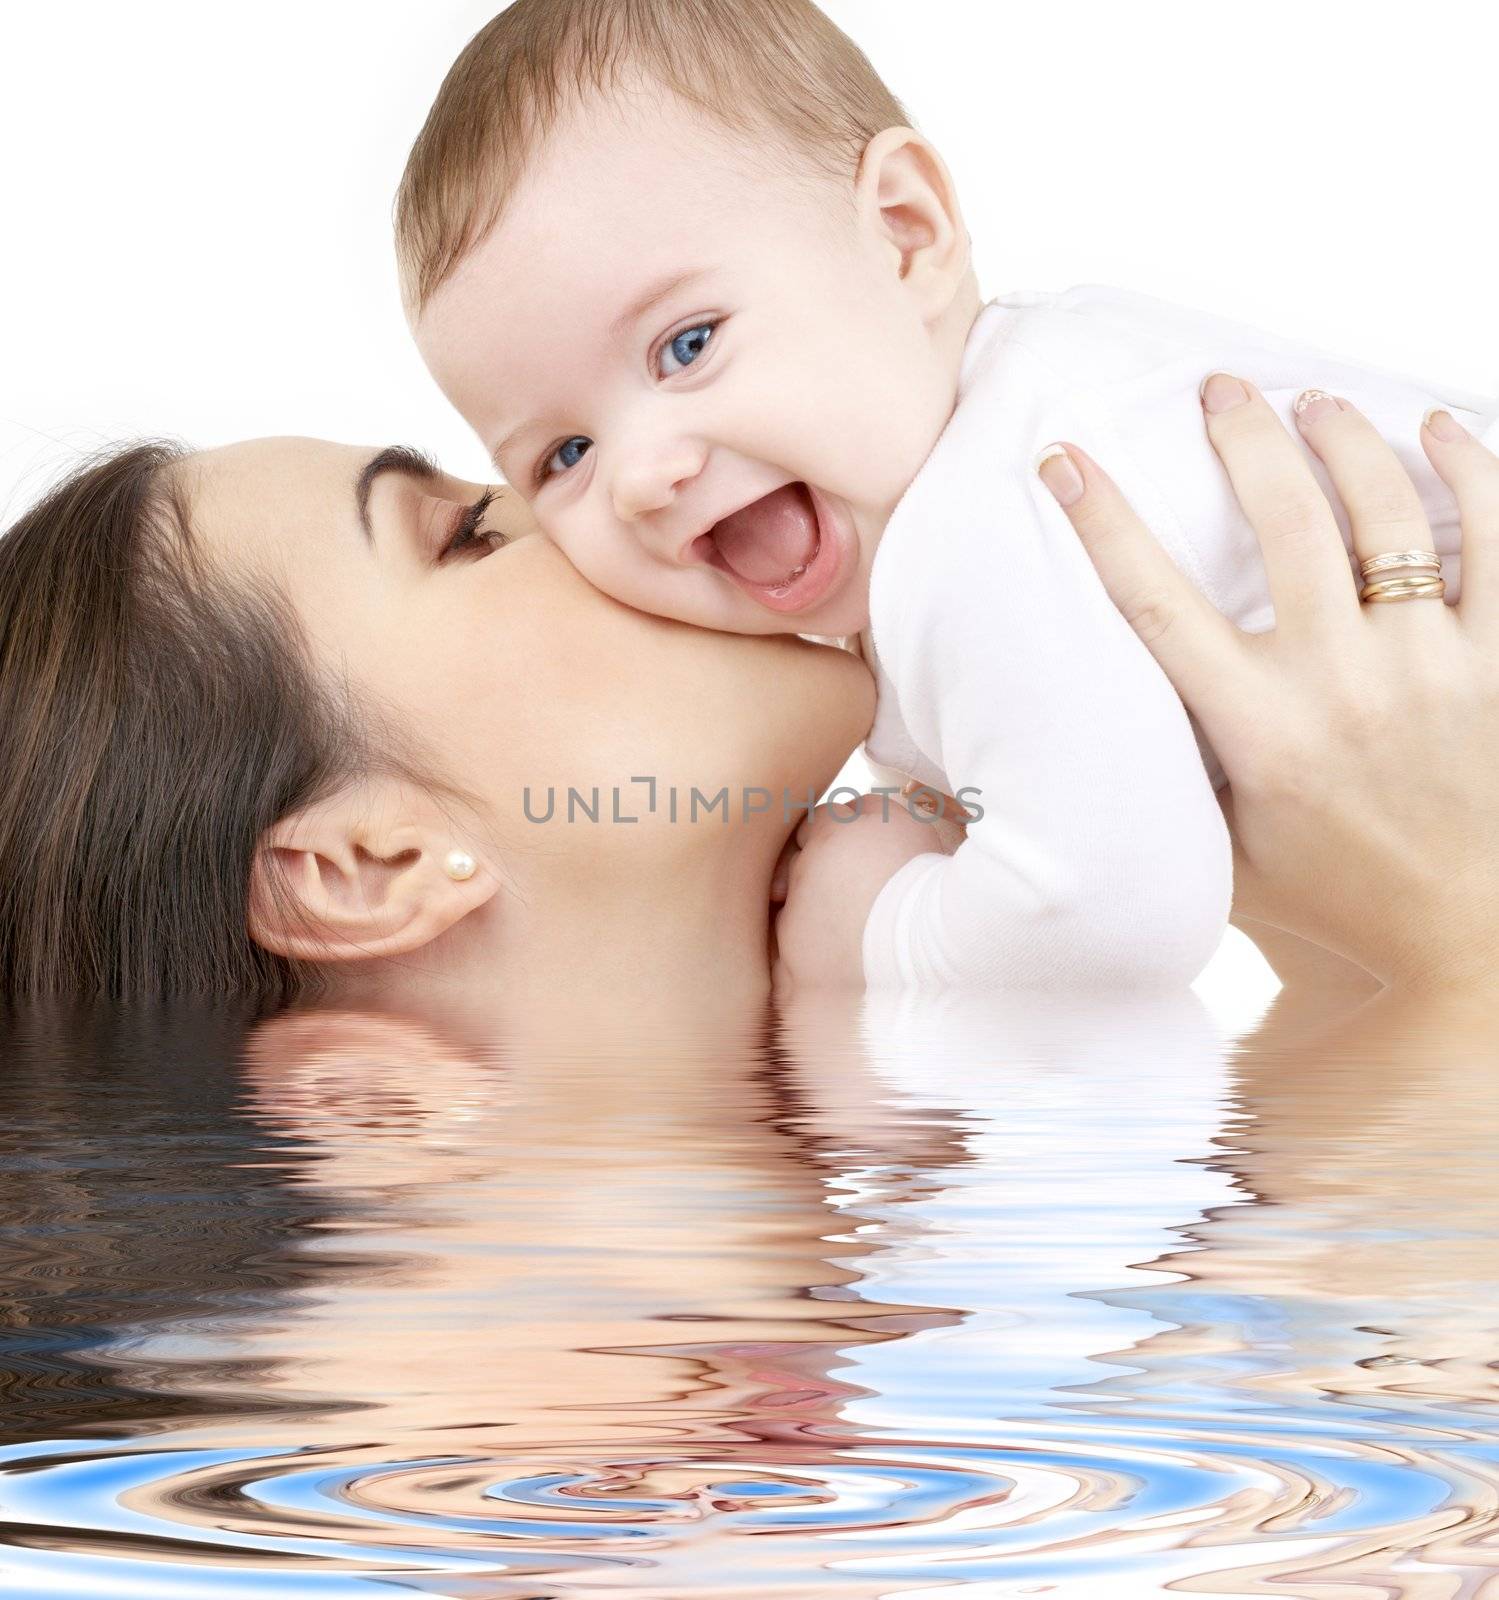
(1014, 288, 1498, 641)
(860, 287, 1498, 990)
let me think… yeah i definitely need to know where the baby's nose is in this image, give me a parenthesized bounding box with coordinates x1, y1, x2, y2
(609, 437, 706, 526)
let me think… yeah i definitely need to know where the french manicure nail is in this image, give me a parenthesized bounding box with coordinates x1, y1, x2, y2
(1293, 388, 1344, 426)
(1036, 444, 1084, 507)
(1201, 372, 1250, 413)
(1423, 407, 1468, 443)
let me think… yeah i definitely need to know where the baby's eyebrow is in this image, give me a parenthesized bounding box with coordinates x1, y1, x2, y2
(609, 267, 712, 342)
(489, 425, 531, 476)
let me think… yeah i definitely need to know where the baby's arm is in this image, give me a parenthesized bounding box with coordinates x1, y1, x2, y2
(1041, 286, 1499, 618)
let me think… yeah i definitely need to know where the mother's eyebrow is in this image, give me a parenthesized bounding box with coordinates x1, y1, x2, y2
(354, 444, 441, 545)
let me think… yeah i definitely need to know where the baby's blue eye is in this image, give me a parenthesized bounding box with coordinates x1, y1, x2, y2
(543, 436, 592, 479)
(658, 323, 715, 378)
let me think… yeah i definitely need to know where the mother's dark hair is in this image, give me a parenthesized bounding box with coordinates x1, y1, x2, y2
(0, 442, 366, 1002)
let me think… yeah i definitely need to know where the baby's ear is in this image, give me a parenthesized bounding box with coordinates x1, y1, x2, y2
(855, 128, 970, 320)
(247, 779, 498, 965)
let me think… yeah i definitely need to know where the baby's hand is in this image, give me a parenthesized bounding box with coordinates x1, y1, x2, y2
(772, 792, 965, 992)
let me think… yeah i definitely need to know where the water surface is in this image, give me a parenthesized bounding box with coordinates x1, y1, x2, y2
(1, 989, 1495, 1596)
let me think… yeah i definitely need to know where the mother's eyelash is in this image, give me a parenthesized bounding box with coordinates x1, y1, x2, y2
(441, 489, 501, 559)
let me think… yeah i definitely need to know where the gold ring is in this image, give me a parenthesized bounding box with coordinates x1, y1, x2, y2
(1359, 549, 1442, 578)
(1360, 575, 1447, 604)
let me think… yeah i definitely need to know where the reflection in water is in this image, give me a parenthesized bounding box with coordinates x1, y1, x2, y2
(0, 984, 1495, 1595)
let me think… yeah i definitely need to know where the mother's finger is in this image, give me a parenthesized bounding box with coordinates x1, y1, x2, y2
(1199, 373, 1363, 631)
(1292, 390, 1449, 631)
(1037, 442, 1244, 724)
(1422, 408, 1499, 631)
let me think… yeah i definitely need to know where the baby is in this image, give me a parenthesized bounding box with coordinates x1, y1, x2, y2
(400, 0, 1499, 989)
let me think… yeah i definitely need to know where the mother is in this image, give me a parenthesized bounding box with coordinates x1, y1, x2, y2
(0, 438, 869, 1002)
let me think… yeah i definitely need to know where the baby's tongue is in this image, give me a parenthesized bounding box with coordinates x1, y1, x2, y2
(710, 484, 818, 586)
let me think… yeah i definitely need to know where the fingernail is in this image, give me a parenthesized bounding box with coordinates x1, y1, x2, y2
(1200, 371, 1250, 413)
(1293, 388, 1345, 426)
(1036, 443, 1084, 506)
(1423, 407, 1468, 443)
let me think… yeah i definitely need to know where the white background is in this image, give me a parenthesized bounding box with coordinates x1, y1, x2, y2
(5, 2, 1497, 1026)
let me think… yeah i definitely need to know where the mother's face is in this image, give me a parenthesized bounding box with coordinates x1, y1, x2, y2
(180, 438, 872, 855)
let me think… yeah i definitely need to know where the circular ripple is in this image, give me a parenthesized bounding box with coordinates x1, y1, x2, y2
(0, 1424, 1484, 1596)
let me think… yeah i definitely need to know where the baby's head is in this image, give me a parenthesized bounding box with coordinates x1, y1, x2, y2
(400, 0, 979, 636)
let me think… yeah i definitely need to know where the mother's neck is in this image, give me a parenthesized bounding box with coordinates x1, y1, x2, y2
(340, 805, 784, 1014)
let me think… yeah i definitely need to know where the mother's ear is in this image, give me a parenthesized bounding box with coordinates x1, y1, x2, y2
(247, 779, 498, 965)
(854, 126, 970, 321)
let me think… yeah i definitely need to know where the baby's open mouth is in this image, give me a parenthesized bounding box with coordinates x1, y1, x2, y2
(696, 482, 849, 616)
(706, 483, 821, 591)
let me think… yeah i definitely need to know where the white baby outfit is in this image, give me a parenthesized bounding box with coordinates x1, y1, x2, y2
(860, 285, 1499, 988)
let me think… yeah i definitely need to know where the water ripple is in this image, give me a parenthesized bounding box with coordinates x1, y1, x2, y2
(2, 1411, 1495, 1597)
(2, 996, 1497, 1594)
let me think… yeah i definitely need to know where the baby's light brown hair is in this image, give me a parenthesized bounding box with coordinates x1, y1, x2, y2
(395, 0, 909, 314)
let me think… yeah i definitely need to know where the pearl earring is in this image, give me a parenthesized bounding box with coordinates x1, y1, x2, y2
(443, 849, 477, 882)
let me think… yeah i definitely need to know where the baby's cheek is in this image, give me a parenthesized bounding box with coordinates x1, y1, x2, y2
(538, 517, 656, 617)
(534, 510, 599, 575)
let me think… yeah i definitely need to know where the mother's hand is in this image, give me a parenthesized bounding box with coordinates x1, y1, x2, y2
(1038, 380, 1499, 993)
